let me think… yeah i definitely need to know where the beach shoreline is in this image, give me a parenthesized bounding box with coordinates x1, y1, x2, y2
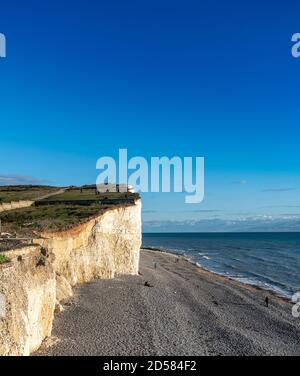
(142, 247, 293, 305)
(35, 248, 300, 356)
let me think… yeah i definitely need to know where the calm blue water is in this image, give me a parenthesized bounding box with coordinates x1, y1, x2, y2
(142, 233, 300, 299)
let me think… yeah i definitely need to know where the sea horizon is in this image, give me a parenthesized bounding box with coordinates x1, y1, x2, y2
(143, 231, 300, 234)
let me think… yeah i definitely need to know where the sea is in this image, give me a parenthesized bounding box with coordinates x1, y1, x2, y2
(142, 232, 300, 299)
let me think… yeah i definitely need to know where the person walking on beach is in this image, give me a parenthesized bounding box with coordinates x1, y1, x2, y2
(265, 296, 269, 307)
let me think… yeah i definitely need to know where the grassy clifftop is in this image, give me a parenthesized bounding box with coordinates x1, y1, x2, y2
(40, 187, 139, 202)
(0, 204, 110, 235)
(0, 185, 140, 237)
(0, 185, 59, 203)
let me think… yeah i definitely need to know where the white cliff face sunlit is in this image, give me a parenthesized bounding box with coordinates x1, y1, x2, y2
(40, 200, 142, 285)
(0, 200, 141, 356)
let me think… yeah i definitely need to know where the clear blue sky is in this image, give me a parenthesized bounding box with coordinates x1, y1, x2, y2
(0, 0, 300, 231)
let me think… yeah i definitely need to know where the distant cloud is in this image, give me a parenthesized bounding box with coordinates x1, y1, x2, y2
(143, 215, 300, 232)
(0, 174, 47, 185)
(143, 209, 222, 214)
(262, 188, 296, 192)
(232, 180, 247, 185)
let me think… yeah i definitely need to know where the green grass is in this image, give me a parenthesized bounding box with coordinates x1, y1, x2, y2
(0, 254, 10, 264)
(0, 185, 140, 238)
(0, 185, 59, 204)
(0, 203, 126, 235)
(42, 188, 139, 202)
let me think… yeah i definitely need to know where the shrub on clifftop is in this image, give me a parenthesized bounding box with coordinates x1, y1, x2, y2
(0, 254, 10, 264)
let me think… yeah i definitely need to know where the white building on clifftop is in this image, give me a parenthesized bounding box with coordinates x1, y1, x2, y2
(97, 183, 135, 193)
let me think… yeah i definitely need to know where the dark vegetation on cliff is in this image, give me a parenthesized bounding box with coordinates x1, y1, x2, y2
(0, 204, 112, 235)
(0, 254, 10, 264)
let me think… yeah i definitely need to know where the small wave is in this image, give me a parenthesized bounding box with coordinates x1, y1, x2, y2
(231, 276, 292, 299)
(196, 252, 211, 260)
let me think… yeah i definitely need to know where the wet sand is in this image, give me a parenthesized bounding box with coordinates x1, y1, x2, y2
(35, 249, 300, 356)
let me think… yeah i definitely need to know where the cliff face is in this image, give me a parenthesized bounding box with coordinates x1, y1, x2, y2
(40, 201, 142, 286)
(0, 200, 141, 355)
(0, 246, 56, 356)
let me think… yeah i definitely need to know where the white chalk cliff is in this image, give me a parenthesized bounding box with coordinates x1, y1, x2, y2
(0, 200, 141, 355)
